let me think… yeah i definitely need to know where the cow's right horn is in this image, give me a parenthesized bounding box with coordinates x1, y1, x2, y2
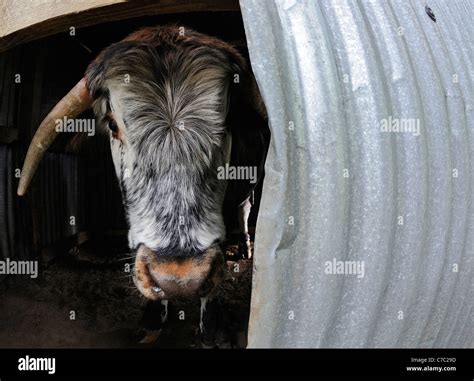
(17, 78, 92, 196)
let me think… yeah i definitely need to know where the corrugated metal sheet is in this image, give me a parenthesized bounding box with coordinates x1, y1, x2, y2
(0, 145, 14, 260)
(0, 145, 81, 260)
(36, 152, 81, 246)
(0, 145, 31, 262)
(0, 145, 126, 263)
(241, 0, 474, 347)
(30, 149, 126, 248)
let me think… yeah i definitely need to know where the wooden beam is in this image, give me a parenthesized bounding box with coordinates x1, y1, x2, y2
(0, 0, 240, 53)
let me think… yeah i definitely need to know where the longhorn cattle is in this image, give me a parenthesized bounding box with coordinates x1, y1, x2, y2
(17, 25, 269, 346)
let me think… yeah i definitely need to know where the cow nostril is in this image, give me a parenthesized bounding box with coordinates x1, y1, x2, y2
(133, 246, 166, 300)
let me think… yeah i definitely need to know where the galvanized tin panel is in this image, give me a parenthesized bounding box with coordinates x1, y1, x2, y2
(37, 152, 81, 246)
(241, 0, 474, 347)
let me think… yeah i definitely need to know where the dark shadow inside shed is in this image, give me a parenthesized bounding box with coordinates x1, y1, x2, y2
(0, 10, 267, 348)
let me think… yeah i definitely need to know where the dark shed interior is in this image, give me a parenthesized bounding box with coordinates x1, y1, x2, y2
(0, 10, 262, 348)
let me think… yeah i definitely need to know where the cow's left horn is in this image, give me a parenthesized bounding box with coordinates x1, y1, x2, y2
(17, 78, 92, 196)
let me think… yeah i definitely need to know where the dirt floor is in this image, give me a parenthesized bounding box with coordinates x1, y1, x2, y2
(0, 241, 252, 348)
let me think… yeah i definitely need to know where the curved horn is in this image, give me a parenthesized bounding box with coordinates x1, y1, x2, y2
(17, 78, 92, 196)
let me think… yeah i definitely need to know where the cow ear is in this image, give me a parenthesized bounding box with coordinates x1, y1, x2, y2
(223, 47, 270, 214)
(225, 48, 267, 122)
(85, 59, 105, 100)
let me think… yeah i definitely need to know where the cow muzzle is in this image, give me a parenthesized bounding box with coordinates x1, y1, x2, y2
(133, 244, 225, 300)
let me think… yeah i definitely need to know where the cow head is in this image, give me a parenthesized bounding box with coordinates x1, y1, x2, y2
(17, 26, 261, 300)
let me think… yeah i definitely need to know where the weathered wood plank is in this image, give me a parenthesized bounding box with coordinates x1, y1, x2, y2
(0, 0, 240, 52)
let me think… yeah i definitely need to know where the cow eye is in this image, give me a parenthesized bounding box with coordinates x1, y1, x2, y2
(108, 119, 118, 133)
